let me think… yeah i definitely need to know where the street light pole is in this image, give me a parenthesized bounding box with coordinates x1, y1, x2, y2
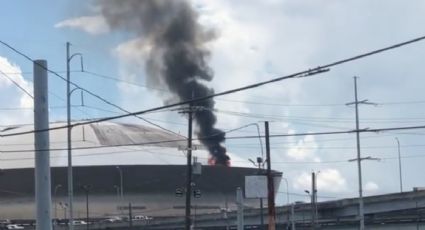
(395, 137, 403, 192)
(304, 190, 313, 229)
(116, 166, 124, 199)
(81, 185, 90, 230)
(66, 42, 83, 230)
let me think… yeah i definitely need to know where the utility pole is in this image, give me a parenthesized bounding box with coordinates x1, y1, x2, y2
(346, 76, 377, 230)
(66, 42, 74, 230)
(311, 172, 316, 230)
(184, 103, 194, 230)
(395, 137, 403, 192)
(34, 59, 52, 230)
(129, 203, 133, 229)
(265, 121, 276, 230)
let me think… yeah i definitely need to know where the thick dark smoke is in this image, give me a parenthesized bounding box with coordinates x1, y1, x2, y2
(97, 0, 230, 165)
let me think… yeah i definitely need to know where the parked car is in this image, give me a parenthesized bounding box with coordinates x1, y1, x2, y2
(6, 224, 24, 230)
(102, 216, 122, 223)
(71, 220, 87, 226)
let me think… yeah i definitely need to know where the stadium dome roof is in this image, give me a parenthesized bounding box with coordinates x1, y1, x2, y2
(0, 121, 251, 169)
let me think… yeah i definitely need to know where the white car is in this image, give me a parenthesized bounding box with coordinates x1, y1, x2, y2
(71, 220, 87, 225)
(103, 216, 122, 223)
(6, 224, 24, 229)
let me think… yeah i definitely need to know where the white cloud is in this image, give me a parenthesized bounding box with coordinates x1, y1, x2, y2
(55, 15, 109, 35)
(287, 135, 319, 161)
(318, 169, 348, 192)
(364, 181, 379, 194)
(0, 57, 33, 125)
(294, 169, 347, 193)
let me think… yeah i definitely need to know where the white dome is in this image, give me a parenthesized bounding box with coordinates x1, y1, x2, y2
(0, 121, 251, 169)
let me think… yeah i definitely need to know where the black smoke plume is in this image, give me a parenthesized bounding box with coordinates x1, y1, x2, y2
(97, 0, 230, 165)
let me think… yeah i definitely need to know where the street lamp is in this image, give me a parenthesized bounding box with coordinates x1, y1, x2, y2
(395, 137, 403, 192)
(66, 42, 84, 230)
(304, 190, 314, 228)
(81, 185, 91, 230)
(116, 166, 124, 199)
(54, 184, 62, 220)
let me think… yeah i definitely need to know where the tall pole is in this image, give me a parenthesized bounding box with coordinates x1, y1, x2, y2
(116, 166, 124, 198)
(265, 121, 276, 230)
(311, 172, 316, 230)
(353, 76, 365, 230)
(395, 138, 403, 192)
(65, 43, 83, 230)
(310, 174, 315, 229)
(34, 59, 53, 230)
(185, 103, 193, 230)
(85, 188, 89, 230)
(66, 42, 74, 230)
(129, 203, 133, 229)
(346, 77, 379, 229)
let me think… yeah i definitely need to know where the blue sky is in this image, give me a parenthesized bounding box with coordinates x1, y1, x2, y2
(2, 0, 425, 204)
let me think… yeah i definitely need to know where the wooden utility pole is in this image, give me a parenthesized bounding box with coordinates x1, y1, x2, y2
(184, 104, 194, 230)
(265, 121, 276, 230)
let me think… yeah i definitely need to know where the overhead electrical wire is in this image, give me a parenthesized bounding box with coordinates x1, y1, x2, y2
(4, 123, 425, 153)
(2, 142, 425, 165)
(72, 87, 185, 138)
(228, 143, 425, 150)
(82, 70, 169, 93)
(0, 69, 33, 98)
(79, 71, 425, 108)
(0, 41, 185, 138)
(1, 34, 425, 137)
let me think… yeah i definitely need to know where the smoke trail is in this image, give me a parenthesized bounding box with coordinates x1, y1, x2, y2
(97, 0, 230, 165)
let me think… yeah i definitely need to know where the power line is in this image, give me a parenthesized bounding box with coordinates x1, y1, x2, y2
(0, 67, 329, 137)
(3, 140, 425, 165)
(81, 70, 425, 108)
(0, 69, 33, 98)
(277, 191, 338, 199)
(2, 34, 425, 136)
(4, 123, 425, 153)
(82, 70, 169, 92)
(75, 87, 185, 138)
(218, 98, 345, 107)
(0, 41, 184, 138)
(229, 143, 425, 150)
